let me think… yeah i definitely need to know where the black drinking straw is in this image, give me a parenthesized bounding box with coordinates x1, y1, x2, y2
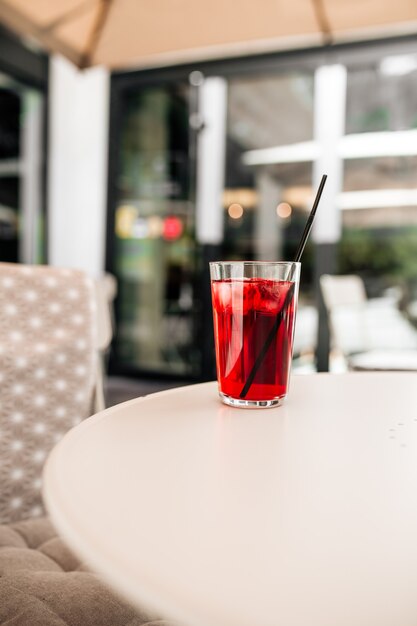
(293, 174, 328, 264)
(239, 174, 328, 399)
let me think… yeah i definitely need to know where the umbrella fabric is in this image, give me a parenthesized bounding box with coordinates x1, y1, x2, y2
(0, 0, 417, 70)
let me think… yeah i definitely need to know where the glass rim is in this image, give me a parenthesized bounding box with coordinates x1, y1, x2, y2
(209, 261, 301, 267)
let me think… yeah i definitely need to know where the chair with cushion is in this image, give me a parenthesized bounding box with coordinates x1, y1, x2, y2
(0, 517, 169, 626)
(320, 273, 417, 371)
(0, 262, 169, 626)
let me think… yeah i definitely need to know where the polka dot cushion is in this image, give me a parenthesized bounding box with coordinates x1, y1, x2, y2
(0, 263, 96, 523)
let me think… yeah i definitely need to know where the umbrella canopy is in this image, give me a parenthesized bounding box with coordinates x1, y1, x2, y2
(0, 0, 417, 70)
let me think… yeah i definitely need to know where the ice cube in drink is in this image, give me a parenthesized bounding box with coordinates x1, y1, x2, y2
(211, 278, 297, 403)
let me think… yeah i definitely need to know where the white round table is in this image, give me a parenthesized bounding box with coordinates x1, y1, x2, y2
(43, 374, 417, 626)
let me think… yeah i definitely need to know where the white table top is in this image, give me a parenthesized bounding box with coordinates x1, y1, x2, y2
(43, 373, 417, 626)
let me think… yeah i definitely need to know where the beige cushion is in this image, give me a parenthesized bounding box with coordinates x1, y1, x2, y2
(0, 518, 170, 626)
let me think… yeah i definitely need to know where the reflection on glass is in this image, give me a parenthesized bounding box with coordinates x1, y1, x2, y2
(341, 56, 417, 326)
(224, 73, 317, 368)
(0, 75, 45, 264)
(346, 59, 417, 135)
(113, 84, 199, 376)
(0, 88, 20, 262)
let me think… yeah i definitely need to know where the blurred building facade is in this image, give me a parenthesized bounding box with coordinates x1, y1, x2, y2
(106, 37, 417, 378)
(2, 25, 417, 379)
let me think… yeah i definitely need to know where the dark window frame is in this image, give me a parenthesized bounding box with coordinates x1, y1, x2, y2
(0, 24, 48, 89)
(0, 25, 49, 263)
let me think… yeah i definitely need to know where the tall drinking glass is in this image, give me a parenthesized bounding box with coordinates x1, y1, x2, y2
(210, 261, 300, 408)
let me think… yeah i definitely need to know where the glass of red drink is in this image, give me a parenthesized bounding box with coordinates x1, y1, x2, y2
(210, 261, 300, 408)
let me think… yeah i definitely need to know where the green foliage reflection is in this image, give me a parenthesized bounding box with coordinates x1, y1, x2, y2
(339, 227, 417, 295)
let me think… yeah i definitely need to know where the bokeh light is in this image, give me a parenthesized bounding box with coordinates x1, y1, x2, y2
(163, 216, 183, 240)
(276, 202, 292, 219)
(115, 205, 137, 238)
(148, 216, 164, 238)
(228, 203, 244, 219)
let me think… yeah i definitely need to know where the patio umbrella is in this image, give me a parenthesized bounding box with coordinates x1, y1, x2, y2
(0, 0, 416, 70)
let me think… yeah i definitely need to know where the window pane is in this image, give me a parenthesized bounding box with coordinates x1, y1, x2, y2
(341, 55, 417, 325)
(346, 57, 417, 134)
(0, 87, 20, 159)
(225, 73, 317, 366)
(113, 84, 199, 376)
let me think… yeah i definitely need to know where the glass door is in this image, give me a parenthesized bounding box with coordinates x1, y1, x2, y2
(0, 73, 45, 264)
(112, 82, 199, 376)
(110, 70, 318, 378)
(224, 71, 317, 370)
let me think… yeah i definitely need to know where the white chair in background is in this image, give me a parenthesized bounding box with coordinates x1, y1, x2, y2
(320, 274, 417, 371)
(292, 305, 318, 356)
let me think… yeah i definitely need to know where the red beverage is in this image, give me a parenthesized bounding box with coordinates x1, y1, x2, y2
(211, 278, 297, 403)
